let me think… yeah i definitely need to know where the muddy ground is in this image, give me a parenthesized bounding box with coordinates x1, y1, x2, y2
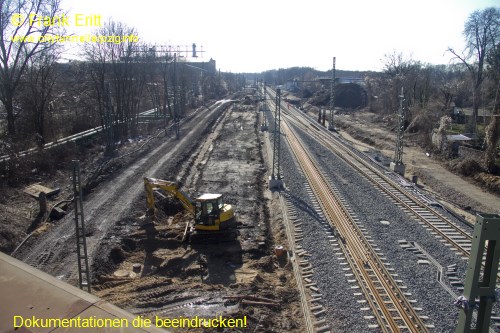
(0, 95, 304, 333)
(90, 100, 304, 332)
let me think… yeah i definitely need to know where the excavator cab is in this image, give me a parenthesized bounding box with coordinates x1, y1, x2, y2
(194, 193, 236, 230)
(192, 193, 238, 241)
(194, 194, 223, 227)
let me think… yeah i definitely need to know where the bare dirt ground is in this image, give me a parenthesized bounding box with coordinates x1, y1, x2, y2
(5, 89, 497, 332)
(0, 94, 304, 333)
(89, 99, 304, 332)
(331, 111, 500, 223)
(11, 103, 232, 280)
(0, 121, 188, 254)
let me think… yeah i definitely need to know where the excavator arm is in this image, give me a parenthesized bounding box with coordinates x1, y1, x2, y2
(143, 177, 195, 223)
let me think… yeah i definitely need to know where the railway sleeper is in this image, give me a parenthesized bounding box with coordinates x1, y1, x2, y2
(315, 325, 330, 333)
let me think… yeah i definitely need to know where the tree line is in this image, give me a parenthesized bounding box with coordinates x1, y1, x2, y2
(0, 0, 244, 160)
(258, 7, 499, 173)
(0, 2, 498, 173)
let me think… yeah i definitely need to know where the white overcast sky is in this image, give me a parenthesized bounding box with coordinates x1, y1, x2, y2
(61, 0, 498, 73)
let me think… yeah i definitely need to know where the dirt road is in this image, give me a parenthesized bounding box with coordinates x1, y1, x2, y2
(333, 111, 500, 221)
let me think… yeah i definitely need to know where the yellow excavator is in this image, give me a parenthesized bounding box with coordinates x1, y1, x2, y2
(143, 177, 238, 241)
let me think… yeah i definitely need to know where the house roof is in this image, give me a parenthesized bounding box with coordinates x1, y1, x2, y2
(447, 134, 472, 141)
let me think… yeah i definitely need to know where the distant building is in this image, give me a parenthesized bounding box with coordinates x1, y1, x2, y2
(338, 77, 364, 85)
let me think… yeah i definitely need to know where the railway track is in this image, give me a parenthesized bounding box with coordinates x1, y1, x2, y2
(281, 118, 430, 332)
(267, 85, 500, 284)
(298, 120, 473, 257)
(278, 102, 500, 286)
(13, 101, 232, 280)
(262, 86, 499, 331)
(0, 108, 167, 164)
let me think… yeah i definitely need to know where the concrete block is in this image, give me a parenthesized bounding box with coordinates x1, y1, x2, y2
(390, 162, 406, 176)
(268, 177, 284, 190)
(50, 206, 65, 219)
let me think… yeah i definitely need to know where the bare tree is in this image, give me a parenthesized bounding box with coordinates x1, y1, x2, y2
(160, 54, 173, 120)
(82, 38, 108, 129)
(0, 0, 65, 139)
(82, 20, 144, 138)
(144, 47, 174, 123)
(448, 7, 500, 134)
(383, 50, 415, 78)
(23, 47, 60, 146)
(381, 51, 414, 111)
(437, 64, 468, 112)
(484, 43, 500, 172)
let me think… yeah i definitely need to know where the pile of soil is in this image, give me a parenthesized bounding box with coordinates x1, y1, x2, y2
(448, 159, 483, 177)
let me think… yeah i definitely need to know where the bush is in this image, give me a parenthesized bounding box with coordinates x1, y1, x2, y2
(452, 159, 483, 176)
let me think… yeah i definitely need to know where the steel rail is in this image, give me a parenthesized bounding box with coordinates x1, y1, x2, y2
(282, 118, 429, 332)
(279, 108, 500, 283)
(282, 107, 473, 250)
(315, 128, 471, 255)
(279, 195, 315, 333)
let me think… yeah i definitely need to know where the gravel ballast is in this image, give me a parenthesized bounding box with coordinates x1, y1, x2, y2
(266, 102, 500, 332)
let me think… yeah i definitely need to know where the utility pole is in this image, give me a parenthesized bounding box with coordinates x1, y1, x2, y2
(260, 81, 268, 131)
(269, 88, 283, 190)
(173, 53, 180, 140)
(163, 55, 169, 135)
(328, 57, 336, 131)
(72, 160, 91, 293)
(390, 87, 406, 176)
(455, 214, 500, 333)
